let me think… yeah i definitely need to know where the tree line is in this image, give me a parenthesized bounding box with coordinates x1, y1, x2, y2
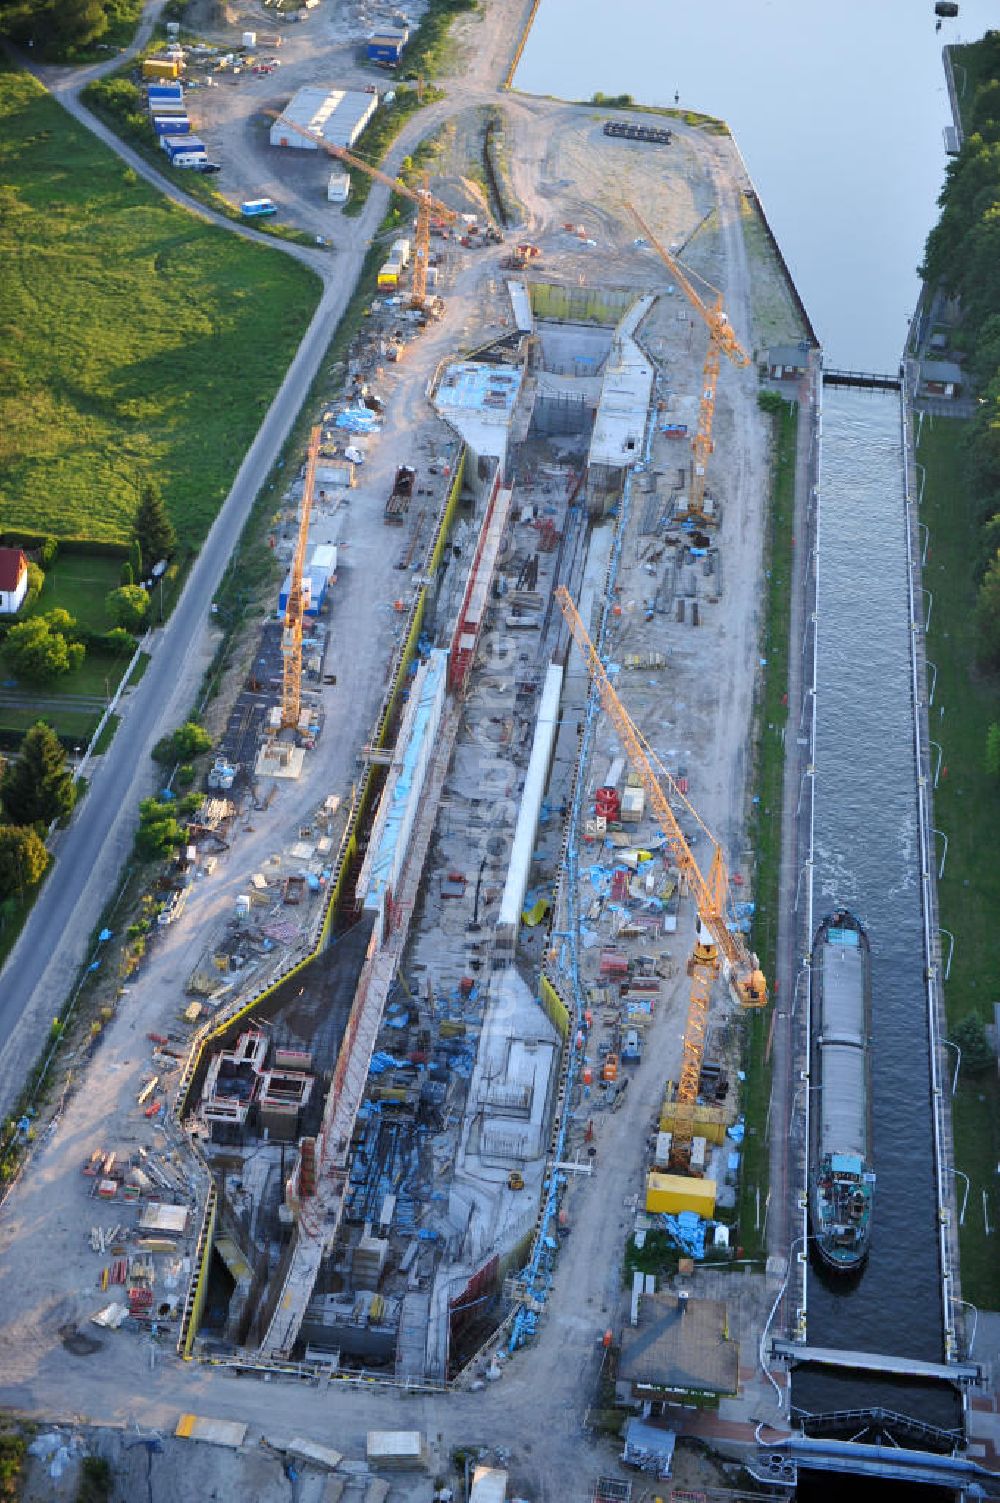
(0, 0, 132, 54)
(921, 31, 1000, 669)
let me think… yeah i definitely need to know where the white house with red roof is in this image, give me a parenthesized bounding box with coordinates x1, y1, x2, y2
(0, 548, 28, 615)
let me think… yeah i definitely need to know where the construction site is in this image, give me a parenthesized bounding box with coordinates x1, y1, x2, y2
(0, 6, 817, 1497)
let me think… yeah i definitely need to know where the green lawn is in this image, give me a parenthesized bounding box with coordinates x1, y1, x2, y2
(27, 554, 124, 632)
(0, 62, 321, 550)
(738, 397, 798, 1258)
(918, 414, 1000, 1307)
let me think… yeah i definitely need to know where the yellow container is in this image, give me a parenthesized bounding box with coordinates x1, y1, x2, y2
(377, 263, 400, 288)
(645, 1171, 717, 1218)
(143, 58, 180, 79)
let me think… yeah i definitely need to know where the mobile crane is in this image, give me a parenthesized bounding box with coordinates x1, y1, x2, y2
(555, 585, 766, 1166)
(629, 203, 751, 528)
(281, 424, 322, 730)
(265, 109, 497, 305)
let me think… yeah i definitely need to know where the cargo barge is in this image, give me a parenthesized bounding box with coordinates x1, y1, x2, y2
(809, 909, 875, 1272)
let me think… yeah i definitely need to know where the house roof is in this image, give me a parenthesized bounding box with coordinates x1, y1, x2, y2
(0, 548, 27, 592)
(920, 359, 963, 385)
(619, 1292, 739, 1396)
(768, 343, 810, 367)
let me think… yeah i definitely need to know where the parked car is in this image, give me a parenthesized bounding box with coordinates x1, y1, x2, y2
(196, 162, 222, 174)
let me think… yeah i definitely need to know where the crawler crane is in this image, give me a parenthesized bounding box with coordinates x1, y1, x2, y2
(555, 585, 767, 1167)
(281, 423, 322, 730)
(265, 110, 496, 305)
(629, 203, 751, 528)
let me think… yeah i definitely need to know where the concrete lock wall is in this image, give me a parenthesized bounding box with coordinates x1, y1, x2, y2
(528, 282, 633, 326)
(175, 451, 469, 1359)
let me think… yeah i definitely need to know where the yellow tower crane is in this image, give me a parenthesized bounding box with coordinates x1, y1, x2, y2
(281, 423, 322, 730)
(555, 585, 767, 1165)
(629, 204, 751, 528)
(264, 109, 490, 305)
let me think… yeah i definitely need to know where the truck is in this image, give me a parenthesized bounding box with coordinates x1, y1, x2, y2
(241, 198, 278, 217)
(384, 465, 415, 524)
(502, 242, 541, 270)
(327, 170, 350, 204)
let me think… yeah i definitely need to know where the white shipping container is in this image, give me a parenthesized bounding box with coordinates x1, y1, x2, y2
(327, 170, 350, 203)
(242, 29, 256, 45)
(390, 236, 410, 267)
(620, 786, 645, 823)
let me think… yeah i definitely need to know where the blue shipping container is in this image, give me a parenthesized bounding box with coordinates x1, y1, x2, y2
(154, 115, 190, 135)
(165, 136, 205, 157)
(367, 39, 403, 62)
(148, 85, 183, 105)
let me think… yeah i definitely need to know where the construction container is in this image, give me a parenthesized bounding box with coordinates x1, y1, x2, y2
(620, 786, 645, 823)
(365, 1431, 426, 1470)
(242, 29, 256, 45)
(143, 57, 181, 79)
(645, 1171, 717, 1218)
(147, 83, 183, 109)
(162, 139, 206, 167)
(175, 1415, 246, 1448)
(377, 263, 400, 289)
(689, 1135, 708, 1174)
(390, 236, 411, 267)
(327, 169, 351, 203)
(367, 31, 407, 64)
(654, 1130, 672, 1169)
(153, 115, 189, 135)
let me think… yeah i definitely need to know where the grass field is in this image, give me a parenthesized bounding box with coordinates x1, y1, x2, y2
(738, 397, 798, 1259)
(0, 62, 321, 550)
(28, 554, 124, 632)
(917, 414, 1000, 1307)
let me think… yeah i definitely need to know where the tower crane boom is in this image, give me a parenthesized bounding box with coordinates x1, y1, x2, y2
(555, 585, 766, 1162)
(629, 203, 750, 527)
(265, 109, 493, 304)
(281, 423, 322, 730)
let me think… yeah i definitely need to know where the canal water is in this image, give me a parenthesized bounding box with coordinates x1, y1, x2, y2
(515, 0, 997, 370)
(797, 385, 958, 1430)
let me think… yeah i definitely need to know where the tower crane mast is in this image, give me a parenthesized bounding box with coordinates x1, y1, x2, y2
(555, 585, 766, 1163)
(629, 204, 750, 527)
(281, 423, 322, 730)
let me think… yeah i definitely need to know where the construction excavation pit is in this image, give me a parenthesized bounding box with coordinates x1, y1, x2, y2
(0, 86, 812, 1497)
